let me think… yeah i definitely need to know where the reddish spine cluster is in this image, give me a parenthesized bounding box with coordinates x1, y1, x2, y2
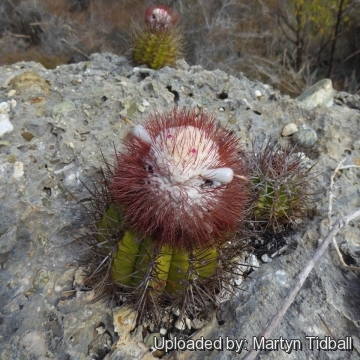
(109, 108, 248, 250)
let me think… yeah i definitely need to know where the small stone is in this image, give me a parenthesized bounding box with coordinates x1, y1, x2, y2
(8, 154, 15, 163)
(292, 128, 318, 148)
(8, 71, 50, 95)
(218, 107, 225, 112)
(172, 307, 180, 317)
(7, 89, 16, 97)
(145, 333, 161, 348)
(296, 79, 333, 108)
(33, 269, 49, 290)
(52, 101, 76, 120)
(142, 99, 150, 107)
(13, 162, 24, 178)
(113, 305, 137, 342)
(0, 102, 14, 137)
(0, 140, 11, 147)
(21, 132, 35, 141)
(282, 123, 298, 137)
(190, 318, 204, 329)
(248, 254, 260, 270)
(174, 318, 186, 330)
(255, 90, 262, 98)
(137, 104, 146, 113)
(261, 254, 272, 263)
(0, 225, 17, 255)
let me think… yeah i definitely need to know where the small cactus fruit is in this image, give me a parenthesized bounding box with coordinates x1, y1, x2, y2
(246, 140, 316, 232)
(109, 108, 248, 250)
(132, 5, 183, 69)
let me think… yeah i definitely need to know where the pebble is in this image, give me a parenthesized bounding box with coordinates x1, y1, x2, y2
(0, 101, 14, 137)
(174, 318, 186, 330)
(292, 128, 318, 147)
(13, 162, 24, 179)
(142, 99, 149, 107)
(52, 101, 76, 120)
(172, 307, 180, 317)
(218, 107, 225, 112)
(145, 333, 161, 348)
(33, 269, 49, 290)
(190, 318, 205, 329)
(261, 254, 272, 263)
(113, 305, 138, 342)
(248, 254, 260, 270)
(255, 90, 262, 98)
(7, 89, 16, 97)
(0, 140, 11, 146)
(282, 123, 298, 137)
(137, 104, 146, 113)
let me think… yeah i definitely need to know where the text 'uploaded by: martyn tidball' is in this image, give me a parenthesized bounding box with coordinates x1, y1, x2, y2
(153, 335, 354, 354)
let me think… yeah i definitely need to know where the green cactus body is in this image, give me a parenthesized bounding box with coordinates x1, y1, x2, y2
(193, 248, 218, 279)
(112, 230, 141, 286)
(133, 30, 180, 70)
(254, 178, 299, 222)
(99, 206, 218, 295)
(97, 203, 120, 251)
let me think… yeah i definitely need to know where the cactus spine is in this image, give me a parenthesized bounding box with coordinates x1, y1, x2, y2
(247, 140, 315, 232)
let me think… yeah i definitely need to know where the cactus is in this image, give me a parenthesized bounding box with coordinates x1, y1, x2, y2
(132, 5, 183, 69)
(247, 140, 316, 232)
(105, 210, 218, 296)
(109, 107, 248, 249)
(81, 107, 249, 326)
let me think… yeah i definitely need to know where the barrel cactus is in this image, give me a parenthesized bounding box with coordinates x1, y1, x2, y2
(246, 140, 316, 232)
(131, 5, 183, 69)
(82, 108, 249, 326)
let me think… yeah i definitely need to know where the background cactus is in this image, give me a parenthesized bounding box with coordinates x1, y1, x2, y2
(132, 5, 183, 69)
(246, 140, 316, 232)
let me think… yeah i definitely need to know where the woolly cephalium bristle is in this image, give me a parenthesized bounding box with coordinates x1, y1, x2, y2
(109, 108, 249, 250)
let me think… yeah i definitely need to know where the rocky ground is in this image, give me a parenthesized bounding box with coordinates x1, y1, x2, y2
(0, 53, 359, 360)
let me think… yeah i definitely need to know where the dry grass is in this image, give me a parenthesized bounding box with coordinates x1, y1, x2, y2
(0, 0, 359, 95)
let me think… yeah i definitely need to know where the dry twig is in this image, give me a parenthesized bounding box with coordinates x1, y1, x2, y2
(328, 156, 360, 271)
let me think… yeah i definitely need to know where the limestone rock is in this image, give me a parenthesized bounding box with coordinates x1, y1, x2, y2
(296, 78, 334, 108)
(0, 54, 359, 360)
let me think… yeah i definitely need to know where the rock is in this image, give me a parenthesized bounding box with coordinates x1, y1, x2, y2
(292, 128, 318, 147)
(113, 306, 137, 343)
(12, 161, 24, 179)
(0, 54, 359, 360)
(7, 71, 50, 95)
(52, 101, 76, 120)
(247, 254, 260, 270)
(19, 331, 51, 359)
(296, 78, 334, 108)
(261, 254, 272, 263)
(281, 122, 298, 137)
(0, 101, 13, 137)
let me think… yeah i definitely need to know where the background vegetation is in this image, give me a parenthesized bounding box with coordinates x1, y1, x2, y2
(0, 0, 359, 96)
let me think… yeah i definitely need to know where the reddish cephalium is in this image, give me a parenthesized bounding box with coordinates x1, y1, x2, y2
(109, 108, 248, 249)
